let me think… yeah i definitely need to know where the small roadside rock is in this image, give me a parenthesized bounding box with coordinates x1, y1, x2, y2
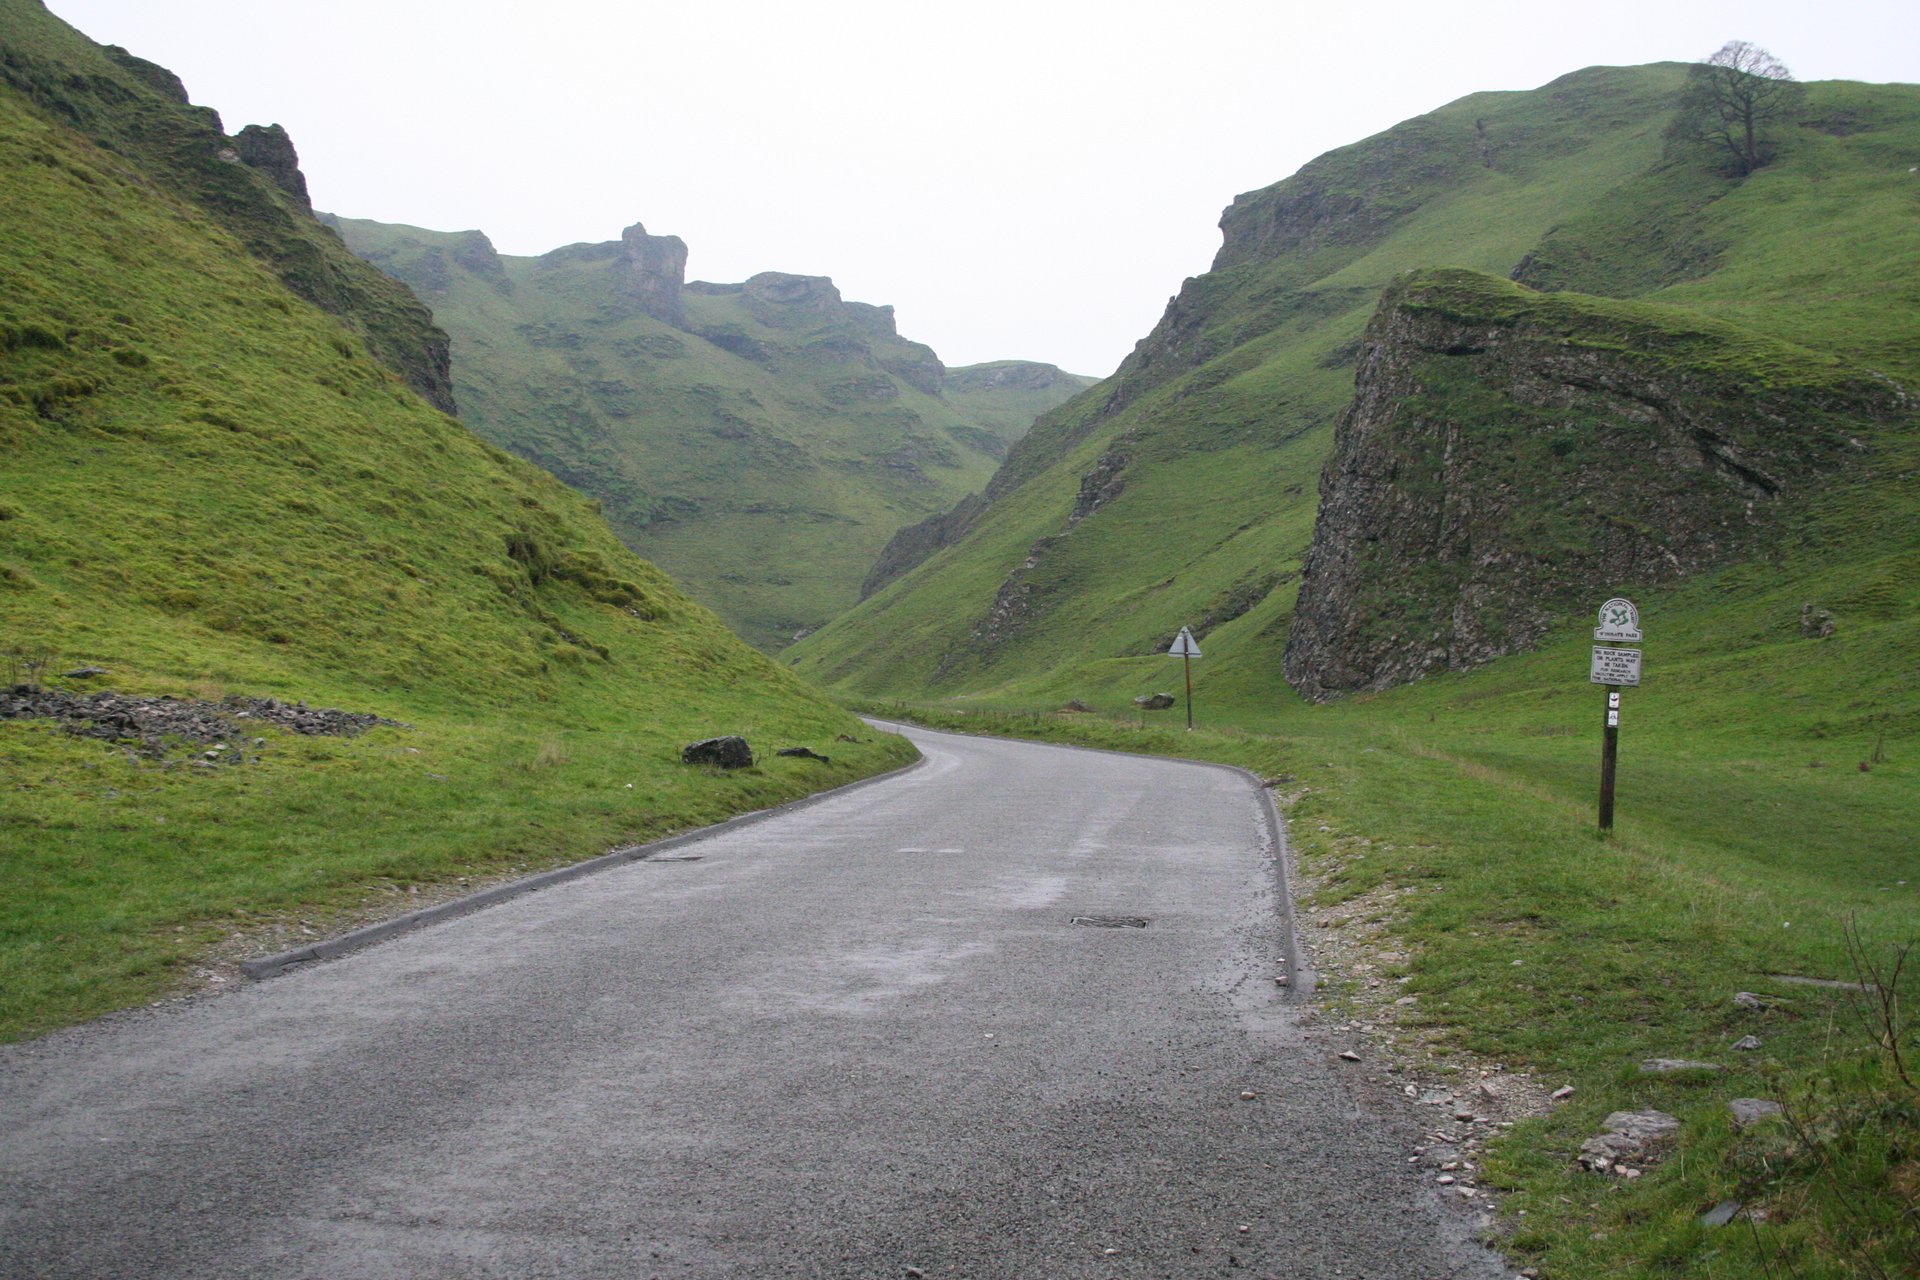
(1700, 1200, 1743, 1228)
(1732, 991, 1775, 1011)
(1578, 1109, 1680, 1172)
(775, 746, 831, 763)
(1132, 692, 1176, 710)
(1550, 1085, 1576, 1101)
(1339, 1050, 1362, 1062)
(681, 736, 753, 769)
(1732, 1035, 1763, 1051)
(1729, 1098, 1785, 1129)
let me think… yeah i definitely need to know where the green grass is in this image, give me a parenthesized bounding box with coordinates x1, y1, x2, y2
(789, 69, 1920, 702)
(789, 62, 1920, 1276)
(837, 430, 1920, 1274)
(0, 16, 914, 1040)
(860, 599, 1919, 1277)
(0, 0, 454, 411)
(326, 216, 1094, 649)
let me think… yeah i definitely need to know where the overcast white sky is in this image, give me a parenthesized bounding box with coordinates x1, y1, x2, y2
(48, 0, 1920, 377)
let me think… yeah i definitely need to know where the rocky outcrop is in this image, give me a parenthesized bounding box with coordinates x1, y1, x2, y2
(860, 492, 987, 599)
(0, 686, 402, 756)
(620, 222, 687, 326)
(878, 340, 944, 397)
(100, 45, 188, 103)
(451, 229, 507, 282)
(743, 272, 841, 325)
(1068, 446, 1129, 524)
(233, 124, 310, 206)
(1284, 268, 1909, 701)
(944, 362, 1081, 395)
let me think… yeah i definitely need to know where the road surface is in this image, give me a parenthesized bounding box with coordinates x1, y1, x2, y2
(0, 723, 1506, 1278)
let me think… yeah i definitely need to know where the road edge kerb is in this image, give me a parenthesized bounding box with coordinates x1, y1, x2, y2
(865, 718, 1316, 1002)
(240, 751, 928, 981)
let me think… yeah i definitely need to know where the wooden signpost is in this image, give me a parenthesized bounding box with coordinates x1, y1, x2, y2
(1168, 626, 1201, 730)
(1591, 598, 1643, 831)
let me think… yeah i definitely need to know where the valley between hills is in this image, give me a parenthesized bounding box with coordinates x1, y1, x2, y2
(2, 0, 1918, 1275)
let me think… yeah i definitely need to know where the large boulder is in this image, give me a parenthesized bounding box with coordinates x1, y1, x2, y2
(1133, 693, 1176, 710)
(682, 736, 753, 769)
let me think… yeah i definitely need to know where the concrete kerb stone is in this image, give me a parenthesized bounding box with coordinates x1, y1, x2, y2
(241, 749, 928, 981)
(861, 717, 1317, 1003)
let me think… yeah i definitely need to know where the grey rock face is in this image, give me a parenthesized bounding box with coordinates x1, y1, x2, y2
(1069, 447, 1129, 524)
(1282, 272, 1901, 702)
(620, 223, 688, 327)
(682, 736, 753, 769)
(1134, 693, 1177, 710)
(743, 272, 841, 323)
(451, 230, 507, 282)
(860, 493, 987, 600)
(233, 124, 310, 207)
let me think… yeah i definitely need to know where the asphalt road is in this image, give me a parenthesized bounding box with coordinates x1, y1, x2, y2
(0, 723, 1508, 1279)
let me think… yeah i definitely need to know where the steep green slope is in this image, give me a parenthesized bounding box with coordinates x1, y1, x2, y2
(789, 66, 1920, 705)
(0, 16, 910, 1038)
(0, 0, 455, 412)
(329, 215, 1093, 650)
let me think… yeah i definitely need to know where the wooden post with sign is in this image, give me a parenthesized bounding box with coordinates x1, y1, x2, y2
(1591, 598, 1643, 832)
(1599, 689, 1621, 829)
(1168, 626, 1201, 731)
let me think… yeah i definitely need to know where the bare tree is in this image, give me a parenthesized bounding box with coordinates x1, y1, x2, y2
(1670, 40, 1804, 175)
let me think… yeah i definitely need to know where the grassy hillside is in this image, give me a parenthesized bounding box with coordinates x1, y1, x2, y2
(0, 5, 912, 1040)
(789, 66, 1920, 702)
(799, 58, 1920, 1280)
(0, 0, 455, 412)
(329, 216, 1093, 650)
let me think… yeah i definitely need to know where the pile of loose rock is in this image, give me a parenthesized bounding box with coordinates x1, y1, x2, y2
(0, 685, 403, 757)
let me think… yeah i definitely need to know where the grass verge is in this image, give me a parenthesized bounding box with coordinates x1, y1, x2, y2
(857, 698, 1918, 1279)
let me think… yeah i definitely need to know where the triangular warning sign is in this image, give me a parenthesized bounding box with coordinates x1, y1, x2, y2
(1168, 627, 1201, 659)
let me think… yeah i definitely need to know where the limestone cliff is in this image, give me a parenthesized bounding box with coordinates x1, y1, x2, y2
(233, 123, 310, 207)
(1283, 269, 1910, 700)
(620, 222, 687, 326)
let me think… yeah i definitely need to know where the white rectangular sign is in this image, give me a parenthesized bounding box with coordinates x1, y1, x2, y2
(1590, 646, 1642, 687)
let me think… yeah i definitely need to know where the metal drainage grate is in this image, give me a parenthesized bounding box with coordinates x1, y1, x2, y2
(1069, 914, 1150, 929)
